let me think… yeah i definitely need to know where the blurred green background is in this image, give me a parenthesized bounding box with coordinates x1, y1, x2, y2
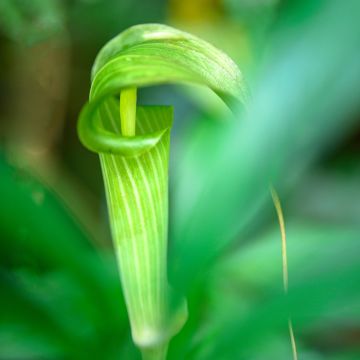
(0, 0, 359, 359)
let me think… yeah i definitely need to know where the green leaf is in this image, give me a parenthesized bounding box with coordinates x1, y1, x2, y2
(0, 154, 133, 355)
(169, 0, 360, 293)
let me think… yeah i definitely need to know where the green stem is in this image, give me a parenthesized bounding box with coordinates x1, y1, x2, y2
(141, 343, 168, 360)
(120, 87, 137, 136)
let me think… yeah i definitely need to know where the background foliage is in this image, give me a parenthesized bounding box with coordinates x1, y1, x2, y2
(0, 0, 359, 359)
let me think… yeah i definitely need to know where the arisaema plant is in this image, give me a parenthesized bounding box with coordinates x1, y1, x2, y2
(2, 1, 360, 358)
(77, 23, 247, 359)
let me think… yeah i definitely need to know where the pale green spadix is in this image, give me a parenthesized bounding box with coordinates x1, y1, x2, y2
(77, 23, 246, 359)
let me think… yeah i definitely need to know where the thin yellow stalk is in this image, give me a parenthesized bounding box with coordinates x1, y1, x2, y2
(270, 186, 298, 360)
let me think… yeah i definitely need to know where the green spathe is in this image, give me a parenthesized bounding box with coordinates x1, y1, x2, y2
(100, 102, 177, 347)
(77, 23, 246, 359)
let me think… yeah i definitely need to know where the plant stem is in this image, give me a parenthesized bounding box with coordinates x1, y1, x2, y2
(141, 343, 168, 360)
(120, 87, 137, 136)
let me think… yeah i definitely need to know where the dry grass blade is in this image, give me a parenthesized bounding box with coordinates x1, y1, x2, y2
(271, 186, 298, 360)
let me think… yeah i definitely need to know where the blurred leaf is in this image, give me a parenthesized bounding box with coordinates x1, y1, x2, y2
(196, 222, 360, 359)
(0, 0, 65, 45)
(0, 155, 133, 357)
(288, 171, 360, 225)
(0, 269, 78, 358)
(69, 0, 167, 46)
(170, 0, 360, 293)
